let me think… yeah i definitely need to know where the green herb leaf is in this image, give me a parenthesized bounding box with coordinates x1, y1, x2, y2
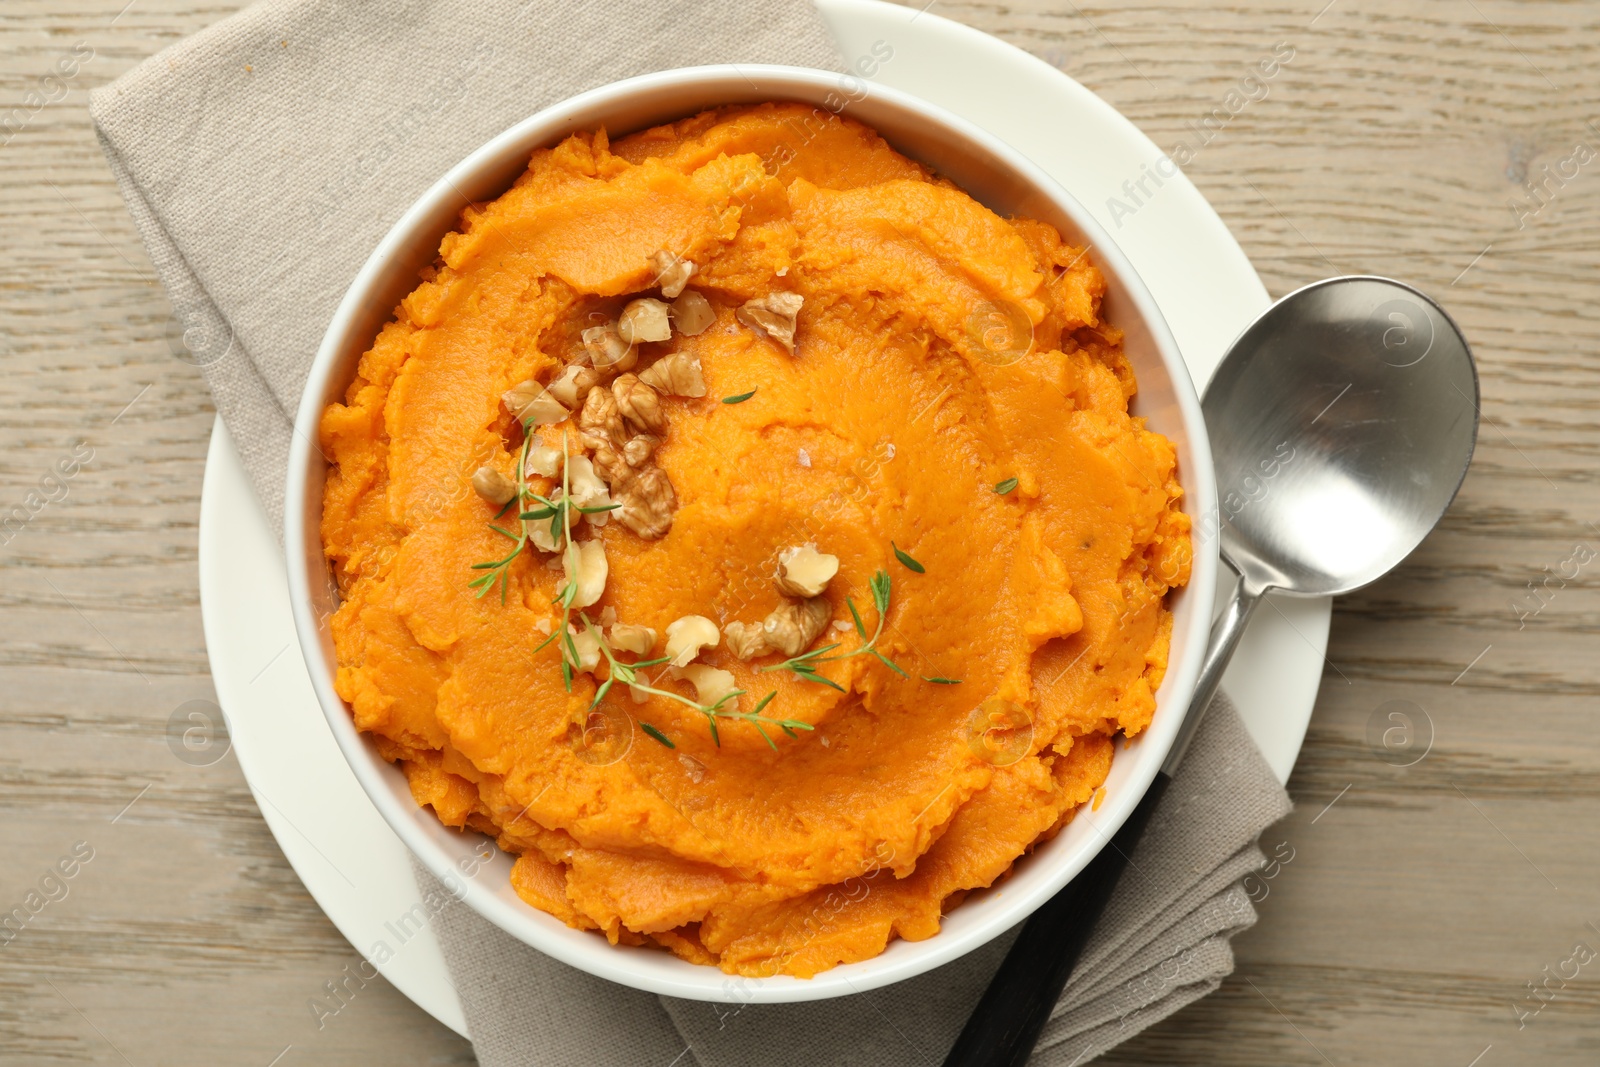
(873, 649, 910, 679)
(721, 389, 756, 404)
(870, 570, 891, 617)
(994, 477, 1019, 495)
(846, 597, 868, 640)
(891, 542, 925, 574)
(923, 676, 962, 685)
(641, 722, 675, 748)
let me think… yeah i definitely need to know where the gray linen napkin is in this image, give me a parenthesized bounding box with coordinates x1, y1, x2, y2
(91, 1, 1294, 1060)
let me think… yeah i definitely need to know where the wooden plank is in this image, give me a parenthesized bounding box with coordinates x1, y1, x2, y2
(2, 0, 1596, 1062)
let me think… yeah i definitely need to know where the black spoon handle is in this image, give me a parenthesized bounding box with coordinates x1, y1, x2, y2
(940, 771, 1171, 1067)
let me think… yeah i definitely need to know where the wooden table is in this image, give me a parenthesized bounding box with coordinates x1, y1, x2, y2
(2, 1, 1595, 1063)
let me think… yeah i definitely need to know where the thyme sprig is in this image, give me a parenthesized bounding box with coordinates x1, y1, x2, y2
(521, 494, 619, 546)
(581, 619, 810, 750)
(761, 569, 910, 686)
(468, 434, 535, 604)
(527, 431, 583, 690)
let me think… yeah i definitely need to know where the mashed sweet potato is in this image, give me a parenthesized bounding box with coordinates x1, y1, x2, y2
(320, 103, 1190, 978)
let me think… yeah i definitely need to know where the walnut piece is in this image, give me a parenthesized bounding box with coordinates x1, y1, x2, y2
(723, 620, 771, 661)
(618, 298, 672, 345)
(762, 596, 831, 657)
(612, 374, 667, 434)
(775, 544, 839, 598)
(470, 466, 516, 506)
(525, 444, 563, 479)
(565, 455, 613, 527)
(670, 663, 737, 708)
(678, 752, 707, 783)
(649, 250, 696, 299)
(736, 292, 803, 355)
(563, 538, 608, 609)
(579, 384, 626, 453)
(665, 615, 719, 667)
(613, 464, 676, 539)
(609, 623, 657, 655)
(638, 352, 707, 398)
(622, 434, 660, 468)
(669, 291, 716, 336)
(588, 443, 628, 491)
(583, 323, 637, 373)
(547, 363, 600, 409)
(529, 514, 564, 553)
(503, 379, 570, 426)
(563, 625, 601, 672)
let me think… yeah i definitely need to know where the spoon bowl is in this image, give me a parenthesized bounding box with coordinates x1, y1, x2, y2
(1206, 276, 1479, 598)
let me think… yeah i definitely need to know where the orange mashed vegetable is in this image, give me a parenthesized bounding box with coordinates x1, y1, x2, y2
(320, 103, 1190, 978)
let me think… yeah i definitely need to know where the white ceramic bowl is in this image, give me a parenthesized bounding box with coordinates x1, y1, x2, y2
(286, 64, 1217, 1004)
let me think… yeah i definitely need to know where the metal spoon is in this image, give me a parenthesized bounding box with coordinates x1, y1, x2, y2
(942, 276, 1478, 1067)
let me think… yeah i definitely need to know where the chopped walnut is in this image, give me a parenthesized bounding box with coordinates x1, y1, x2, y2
(612, 374, 667, 435)
(622, 434, 660, 468)
(678, 752, 707, 783)
(600, 606, 618, 627)
(563, 625, 602, 673)
(665, 615, 719, 667)
(775, 544, 839, 598)
(670, 663, 737, 708)
(609, 623, 657, 655)
(470, 465, 516, 506)
(583, 323, 636, 373)
(566, 455, 613, 526)
(762, 596, 831, 657)
(503, 379, 570, 425)
(618, 298, 672, 345)
(529, 509, 564, 553)
(588, 443, 629, 491)
(547, 364, 600, 409)
(579, 384, 626, 453)
(649, 250, 696, 300)
(736, 292, 803, 355)
(723, 620, 771, 661)
(638, 351, 707, 397)
(525, 443, 563, 479)
(563, 538, 608, 609)
(669, 291, 715, 336)
(614, 464, 676, 538)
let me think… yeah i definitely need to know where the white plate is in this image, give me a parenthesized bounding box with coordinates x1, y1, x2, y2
(199, 0, 1328, 1036)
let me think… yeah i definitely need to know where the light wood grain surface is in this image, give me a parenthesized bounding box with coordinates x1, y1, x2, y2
(2, 1, 1596, 1063)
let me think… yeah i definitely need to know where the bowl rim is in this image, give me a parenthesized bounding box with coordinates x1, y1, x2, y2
(285, 63, 1217, 1003)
